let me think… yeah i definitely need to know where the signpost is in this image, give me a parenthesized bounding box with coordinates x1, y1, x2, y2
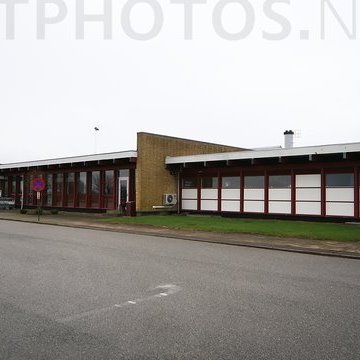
(32, 178, 45, 221)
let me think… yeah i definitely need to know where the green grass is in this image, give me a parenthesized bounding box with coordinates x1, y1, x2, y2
(101, 215, 360, 242)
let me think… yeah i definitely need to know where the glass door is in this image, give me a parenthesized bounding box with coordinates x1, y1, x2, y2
(118, 170, 129, 212)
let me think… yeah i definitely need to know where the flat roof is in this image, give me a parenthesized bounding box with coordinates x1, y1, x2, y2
(165, 142, 360, 165)
(0, 151, 137, 170)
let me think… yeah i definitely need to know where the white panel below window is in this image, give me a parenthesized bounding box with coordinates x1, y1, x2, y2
(182, 189, 197, 199)
(244, 201, 264, 213)
(268, 201, 291, 214)
(326, 202, 354, 217)
(221, 189, 240, 200)
(296, 202, 321, 215)
(201, 189, 218, 200)
(326, 188, 354, 202)
(296, 188, 321, 201)
(182, 199, 197, 210)
(201, 200, 218, 211)
(296, 174, 321, 188)
(221, 200, 240, 212)
(244, 189, 264, 201)
(269, 189, 291, 201)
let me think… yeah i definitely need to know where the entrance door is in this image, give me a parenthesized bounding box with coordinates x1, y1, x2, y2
(118, 176, 129, 212)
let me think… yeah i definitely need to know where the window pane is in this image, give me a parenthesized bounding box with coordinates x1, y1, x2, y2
(222, 177, 240, 189)
(326, 173, 354, 187)
(91, 171, 100, 208)
(54, 174, 63, 206)
(65, 173, 75, 206)
(105, 171, 114, 195)
(45, 174, 53, 206)
(0, 176, 7, 197)
(28, 175, 34, 205)
(269, 175, 291, 189)
(244, 176, 264, 189)
(78, 172, 87, 208)
(201, 177, 218, 189)
(119, 169, 129, 178)
(9, 176, 16, 197)
(183, 177, 197, 189)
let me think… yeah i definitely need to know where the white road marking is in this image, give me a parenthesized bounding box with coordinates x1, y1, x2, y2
(58, 284, 182, 323)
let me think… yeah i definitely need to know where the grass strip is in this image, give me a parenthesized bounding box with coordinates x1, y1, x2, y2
(101, 215, 360, 242)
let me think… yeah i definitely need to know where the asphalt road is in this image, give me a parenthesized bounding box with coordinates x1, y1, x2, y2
(0, 220, 359, 360)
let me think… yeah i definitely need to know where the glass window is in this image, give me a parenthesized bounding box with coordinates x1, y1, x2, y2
(244, 176, 264, 189)
(326, 173, 354, 187)
(0, 176, 7, 197)
(183, 177, 197, 189)
(45, 174, 53, 206)
(92, 172, 100, 193)
(9, 176, 16, 197)
(54, 173, 63, 206)
(91, 171, 100, 208)
(269, 175, 291, 189)
(222, 177, 240, 189)
(78, 173, 87, 194)
(78, 172, 87, 208)
(119, 169, 129, 178)
(65, 173, 75, 206)
(104, 171, 114, 196)
(201, 177, 218, 189)
(28, 175, 34, 205)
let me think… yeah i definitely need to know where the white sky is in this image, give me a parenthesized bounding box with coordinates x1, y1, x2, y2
(1, 0, 359, 163)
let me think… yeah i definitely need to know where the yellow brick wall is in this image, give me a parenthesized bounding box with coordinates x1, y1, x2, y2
(136, 133, 243, 212)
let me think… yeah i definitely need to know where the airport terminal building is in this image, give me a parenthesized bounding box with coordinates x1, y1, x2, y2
(1, 132, 360, 221)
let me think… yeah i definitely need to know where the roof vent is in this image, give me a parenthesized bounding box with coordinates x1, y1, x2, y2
(284, 130, 294, 149)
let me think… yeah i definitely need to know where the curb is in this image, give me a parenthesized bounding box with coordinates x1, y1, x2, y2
(1, 217, 360, 260)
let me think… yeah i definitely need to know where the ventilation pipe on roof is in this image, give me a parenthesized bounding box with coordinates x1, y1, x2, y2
(284, 130, 294, 149)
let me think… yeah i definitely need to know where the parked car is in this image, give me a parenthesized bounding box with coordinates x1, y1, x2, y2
(0, 197, 15, 210)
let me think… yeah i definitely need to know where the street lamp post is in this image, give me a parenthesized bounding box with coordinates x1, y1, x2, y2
(94, 127, 99, 154)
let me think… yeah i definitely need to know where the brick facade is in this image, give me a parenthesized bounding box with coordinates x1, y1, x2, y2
(136, 132, 243, 212)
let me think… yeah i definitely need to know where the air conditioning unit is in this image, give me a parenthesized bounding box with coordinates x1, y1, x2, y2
(163, 194, 177, 206)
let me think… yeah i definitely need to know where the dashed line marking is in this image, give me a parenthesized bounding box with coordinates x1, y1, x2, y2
(58, 284, 182, 323)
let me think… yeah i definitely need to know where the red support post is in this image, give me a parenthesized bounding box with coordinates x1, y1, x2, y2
(354, 166, 359, 219)
(240, 170, 244, 214)
(321, 168, 326, 217)
(218, 172, 221, 212)
(264, 170, 269, 214)
(197, 175, 201, 212)
(291, 170, 296, 216)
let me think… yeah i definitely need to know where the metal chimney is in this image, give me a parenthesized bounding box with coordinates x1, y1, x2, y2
(284, 130, 294, 149)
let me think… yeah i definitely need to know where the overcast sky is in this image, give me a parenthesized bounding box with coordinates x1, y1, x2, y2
(1, 0, 359, 163)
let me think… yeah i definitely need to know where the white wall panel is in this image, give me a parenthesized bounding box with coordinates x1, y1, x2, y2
(244, 201, 264, 213)
(296, 188, 321, 201)
(244, 189, 264, 200)
(221, 200, 240, 212)
(326, 188, 354, 202)
(296, 174, 321, 188)
(269, 189, 291, 201)
(326, 202, 354, 217)
(182, 189, 197, 199)
(296, 202, 321, 215)
(201, 200, 218, 211)
(182, 199, 197, 210)
(221, 189, 240, 200)
(201, 189, 218, 200)
(269, 201, 291, 214)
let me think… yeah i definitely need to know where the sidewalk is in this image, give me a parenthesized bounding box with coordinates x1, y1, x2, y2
(1, 210, 359, 259)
